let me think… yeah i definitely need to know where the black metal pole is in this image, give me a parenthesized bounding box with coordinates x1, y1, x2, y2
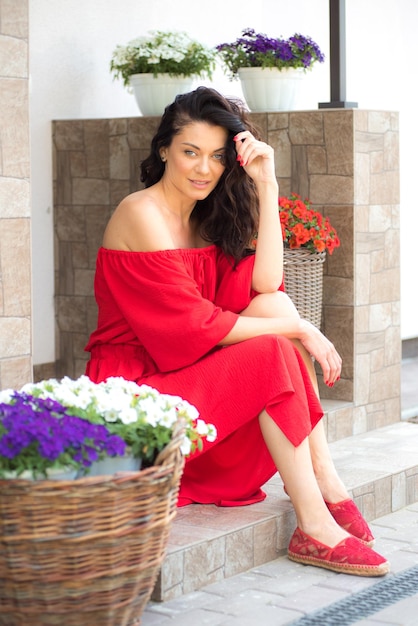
(319, 0, 357, 108)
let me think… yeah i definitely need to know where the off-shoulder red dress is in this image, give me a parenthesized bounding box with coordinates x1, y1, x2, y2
(85, 245, 323, 506)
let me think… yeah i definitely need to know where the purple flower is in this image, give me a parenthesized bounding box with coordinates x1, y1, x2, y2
(216, 28, 325, 79)
(0, 393, 127, 478)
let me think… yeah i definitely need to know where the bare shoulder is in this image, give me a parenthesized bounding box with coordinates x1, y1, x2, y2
(102, 189, 173, 251)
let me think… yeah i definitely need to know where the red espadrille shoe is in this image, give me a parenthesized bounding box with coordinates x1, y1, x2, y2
(326, 499, 375, 546)
(287, 527, 389, 576)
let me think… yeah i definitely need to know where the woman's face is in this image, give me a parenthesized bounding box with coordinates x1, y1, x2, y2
(160, 121, 228, 202)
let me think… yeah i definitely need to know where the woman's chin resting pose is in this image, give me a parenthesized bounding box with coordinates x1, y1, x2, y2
(85, 87, 389, 577)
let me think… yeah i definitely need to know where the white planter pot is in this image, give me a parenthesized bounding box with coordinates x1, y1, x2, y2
(2, 467, 77, 480)
(238, 67, 304, 112)
(85, 455, 142, 477)
(129, 73, 195, 116)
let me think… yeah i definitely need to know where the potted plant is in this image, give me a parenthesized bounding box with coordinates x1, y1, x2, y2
(0, 375, 217, 478)
(0, 393, 126, 480)
(0, 375, 216, 624)
(278, 193, 340, 255)
(216, 28, 325, 111)
(110, 30, 216, 115)
(253, 193, 340, 328)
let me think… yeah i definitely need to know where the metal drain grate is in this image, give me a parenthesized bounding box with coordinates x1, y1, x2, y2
(290, 564, 418, 625)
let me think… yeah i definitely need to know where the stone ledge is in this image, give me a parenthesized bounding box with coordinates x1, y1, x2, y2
(153, 420, 418, 602)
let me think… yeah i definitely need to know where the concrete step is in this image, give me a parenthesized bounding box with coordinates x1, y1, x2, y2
(152, 419, 418, 602)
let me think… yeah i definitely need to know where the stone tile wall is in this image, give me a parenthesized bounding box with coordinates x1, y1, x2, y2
(0, 0, 32, 389)
(52, 108, 400, 437)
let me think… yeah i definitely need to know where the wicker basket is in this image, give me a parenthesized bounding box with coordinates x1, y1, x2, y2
(0, 425, 185, 626)
(283, 248, 326, 329)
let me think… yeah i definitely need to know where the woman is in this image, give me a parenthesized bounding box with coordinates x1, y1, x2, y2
(85, 87, 389, 576)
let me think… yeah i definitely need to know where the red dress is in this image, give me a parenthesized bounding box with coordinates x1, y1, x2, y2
(85, 245, 323, 506)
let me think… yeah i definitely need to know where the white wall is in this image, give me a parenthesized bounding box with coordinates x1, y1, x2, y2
(29, 0, 417, 365)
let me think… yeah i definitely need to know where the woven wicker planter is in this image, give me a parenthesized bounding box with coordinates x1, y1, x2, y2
(283, 248, 326, 329)
(0, 426, 185, 626)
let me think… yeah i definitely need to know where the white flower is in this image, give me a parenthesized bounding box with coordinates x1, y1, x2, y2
(206, 424, 218, 443)
(117, 408, 139, 425)
(196, 419, 209, 436)
(180, 437, 192, 456)
(0, 389, 14, 403)
(12, 375, 216, 462)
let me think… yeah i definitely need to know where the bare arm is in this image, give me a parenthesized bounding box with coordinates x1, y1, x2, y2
(220, 313, 341, 386)
(234, 132, 283, 293)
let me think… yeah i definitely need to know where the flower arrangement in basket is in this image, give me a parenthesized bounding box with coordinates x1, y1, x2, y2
(279, 193, 340, 255)
(216, 28, 325, 79)
(0, 375, 216, 479)
(253, 193, 340, 328)
(280, 194, 340, 328)
(0, 376, 216, 626)
(110, 30, 216, 86)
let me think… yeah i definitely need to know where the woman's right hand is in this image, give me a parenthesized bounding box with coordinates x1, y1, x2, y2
(298, 319, 342, 386)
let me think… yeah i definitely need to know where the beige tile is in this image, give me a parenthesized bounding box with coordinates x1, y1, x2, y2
(109, 118, 128, 136)
(369, 303, 394, 332)
(225, 527, 254, 577)
(84, 120, 109, 178)
(0, 355, 32, 390)
(72, 178, 110, 205)
(354, 152, 370, 205)
(392, 472, 407, 511)
(368, 110, 392, 133)
(324, 111, 354, 175)
(0, 177, 30, 218)
(310, 174, 353, 204)
(0, 36, 28, 79)
(370, 267, 400, 304)
(56, 295, 87, 333)
(110, 179, 130, 206)
(355, 253, 370, 305)
(369, 204, 393, 232)
(110, 134, 130, 180)
(0, 0, 28, 38)
(289, 111, 324, 144)
(269, 129, 291, 178)
(384, 131, 400, 170)
(267, 111, 289, 131)
(307, 145, 327, 174)
(55, 205, 86, 242)
(70, 152, 87, 177)
(157, 549, 184, 594)
(183, 538, 226, 593)
(369, 364, 401, 403)
(370, 169, 400, 205)
(384, 326, 402, 366)
(406, 469, 418, 504)
(373, 476, 392, 518)
(370, 150, 384, 174)
(74, 269, 95, 296)
(0, 317, 31, 358)
(0, 218, 31, 315)
(355, 131, 384, 154)
(127, 117, 159, 150)
(253, 519, 279, 566)
(53, 121, 84, 151)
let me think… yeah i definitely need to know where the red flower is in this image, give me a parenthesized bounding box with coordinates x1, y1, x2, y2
(277, 193, 340, 255)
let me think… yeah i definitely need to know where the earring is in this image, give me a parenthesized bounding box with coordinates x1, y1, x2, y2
(161, 155, 166, 162)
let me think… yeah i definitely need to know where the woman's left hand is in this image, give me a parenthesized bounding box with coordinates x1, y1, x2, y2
(234, 131, 276, 185)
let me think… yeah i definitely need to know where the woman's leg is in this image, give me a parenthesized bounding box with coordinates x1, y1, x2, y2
(259, 409, 348, 546)
(242, 291, 349, 503)
(259, 410, 388, 576)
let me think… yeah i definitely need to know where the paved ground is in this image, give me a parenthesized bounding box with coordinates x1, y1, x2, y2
(140, 503, 418, 625)
(140, 358, 418, 625)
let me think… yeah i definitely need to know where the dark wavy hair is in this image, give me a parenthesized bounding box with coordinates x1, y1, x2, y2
(140, 86, 262, 263)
